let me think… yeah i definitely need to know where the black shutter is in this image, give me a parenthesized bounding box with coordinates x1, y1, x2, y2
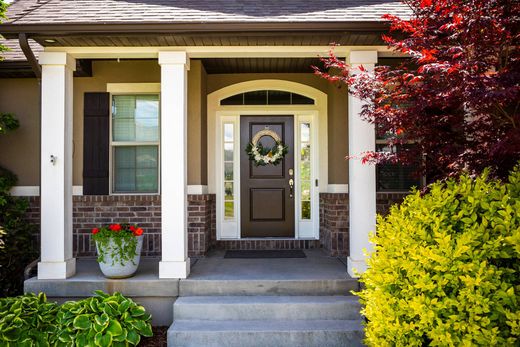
(83, 92, 110, 195)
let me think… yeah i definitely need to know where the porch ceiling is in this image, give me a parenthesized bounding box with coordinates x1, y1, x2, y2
(202, 57, 323, 74)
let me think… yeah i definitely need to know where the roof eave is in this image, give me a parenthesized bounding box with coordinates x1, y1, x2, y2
(0, 21, 390, 39)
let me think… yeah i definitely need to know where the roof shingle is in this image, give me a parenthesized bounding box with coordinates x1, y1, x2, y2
(5, 0, 410, 24)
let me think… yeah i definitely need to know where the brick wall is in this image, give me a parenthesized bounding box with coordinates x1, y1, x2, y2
(319, 192, 409, 257)
(24, 192, 407, 259)
(25, 194, 215, 258)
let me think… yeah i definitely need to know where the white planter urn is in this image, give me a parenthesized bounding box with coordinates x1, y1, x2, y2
(96, 235, 143, 278)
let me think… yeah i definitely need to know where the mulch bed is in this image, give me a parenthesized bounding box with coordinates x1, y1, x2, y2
(140, 326, 168, 346)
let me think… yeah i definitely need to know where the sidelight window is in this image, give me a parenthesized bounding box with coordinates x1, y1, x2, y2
(223, 123, 235, 219)
(300, 123, 312, 220)
(111, 94, 160, 193)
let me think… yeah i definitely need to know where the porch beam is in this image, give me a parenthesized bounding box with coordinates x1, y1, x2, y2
(158, 51, 191, 279)
(38, 52, 76, 279)
(347, 51, 378, 278)
(43, 45, 401, 59)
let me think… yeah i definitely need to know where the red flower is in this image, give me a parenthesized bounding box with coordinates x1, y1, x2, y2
(91, 228, 99, 235)
(109, 224, 122, 232)
(129, 225, 136, 232)
(133, 228, 144, 236)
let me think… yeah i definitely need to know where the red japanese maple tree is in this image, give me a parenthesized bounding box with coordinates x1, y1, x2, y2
(316, 0, 519, 180)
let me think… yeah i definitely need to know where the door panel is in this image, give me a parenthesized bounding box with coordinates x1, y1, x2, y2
(240, 116, 294, 237)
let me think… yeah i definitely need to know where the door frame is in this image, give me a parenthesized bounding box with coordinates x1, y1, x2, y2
(207, 80, 328, 241)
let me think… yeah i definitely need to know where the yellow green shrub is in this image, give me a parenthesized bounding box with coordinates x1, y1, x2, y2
(358, 167, 520, 346)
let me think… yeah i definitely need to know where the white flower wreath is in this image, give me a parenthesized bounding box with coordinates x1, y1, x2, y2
(245, 129, 288, 166)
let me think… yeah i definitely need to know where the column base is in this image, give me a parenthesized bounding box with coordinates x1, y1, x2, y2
(159, 259, 191, 279)
(37, 258, 76, 279)
(347, 257, 368, 278)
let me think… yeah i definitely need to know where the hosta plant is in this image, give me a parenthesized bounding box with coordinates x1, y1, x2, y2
(55, 290, 153, 346)
(0, 292, 59, 346)
(92, 223, 143, 266)
(358, 166, 520, 346)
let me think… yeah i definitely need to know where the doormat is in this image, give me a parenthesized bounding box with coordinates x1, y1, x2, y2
(224, 250, 306, 259)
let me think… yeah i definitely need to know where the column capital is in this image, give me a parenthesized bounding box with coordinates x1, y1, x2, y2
(349, 51, 378, 65)
(39, 52, 76, 71)
(158, 51, 190, 69)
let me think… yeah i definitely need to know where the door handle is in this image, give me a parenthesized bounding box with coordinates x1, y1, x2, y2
(289, 178, 294, 198)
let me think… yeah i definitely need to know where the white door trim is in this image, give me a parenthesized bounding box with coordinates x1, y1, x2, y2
(208, 80, 327, 241)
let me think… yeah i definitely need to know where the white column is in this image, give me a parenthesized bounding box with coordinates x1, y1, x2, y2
(158, 52, 191, 278)
(347, 51, 378, 278)
(38, 52, 76, 279)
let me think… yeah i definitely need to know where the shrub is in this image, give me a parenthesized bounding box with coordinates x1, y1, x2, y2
(358, 167, 520, 346)
(0, 292, 59, 345)
(0, 291, 153, 346)
(55, 291, 153, 346)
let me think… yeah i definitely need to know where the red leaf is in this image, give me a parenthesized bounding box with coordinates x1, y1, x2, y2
(420, 0, 433, 8)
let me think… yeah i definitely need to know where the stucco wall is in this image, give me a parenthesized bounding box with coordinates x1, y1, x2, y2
(1, 64, 349, 187)
(0, 78, 40, 185)
(207, 73, 348, 184)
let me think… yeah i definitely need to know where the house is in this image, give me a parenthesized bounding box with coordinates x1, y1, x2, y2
(0, 1, 414, 345)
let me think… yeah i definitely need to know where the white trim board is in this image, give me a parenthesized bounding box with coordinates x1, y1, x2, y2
(10, 186, 83, 196)
(328, 184, 348, 193)
(187, 185, 208, 195)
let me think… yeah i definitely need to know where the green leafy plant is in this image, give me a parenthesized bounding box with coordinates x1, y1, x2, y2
(0, 114, 37, 297)
(357, 166, 520, 346)
(91, 224, 144, 266)
(0, 292, 59, 346)
(55, 291, 153, 346)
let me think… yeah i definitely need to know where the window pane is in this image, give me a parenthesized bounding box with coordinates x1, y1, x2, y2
(301, 161, 310, 180)
(301, 201, 311, 220)
(244, 90, 267, 105)
(224, 182, 234, 200)
(301, 181, 311, 201)
(224, 123, 234, 142)
(301, 123, 310, 142)
(376, 144, 420, 191)
(224, 143, 234, 161)
(224, 202, 234, 219)
(268, 90, 291, 105)
(221, 94, 244, 105)
(114, 145, 158, 193)
(224, 162, 234, 181)
(291, 93, 314, 105)
(301, 143, 311, 162)
(113, 95, 159, 142)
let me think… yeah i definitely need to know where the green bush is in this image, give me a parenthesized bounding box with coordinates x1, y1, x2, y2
(0, 292, 59, 346)
(0, 291, 153, 346)
(55, 291, 153, 346)
(358, 167, 520, 346)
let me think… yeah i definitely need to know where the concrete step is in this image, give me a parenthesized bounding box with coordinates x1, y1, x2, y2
(168, 319, 364, 347)
(179, 278, 358, 296)
(174, 296, 362, 321)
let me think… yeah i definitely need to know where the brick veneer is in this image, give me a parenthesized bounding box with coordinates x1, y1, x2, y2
(25, 195, 215, 258)
(319, 192, 409, 257)
(24, 192, 407, 258)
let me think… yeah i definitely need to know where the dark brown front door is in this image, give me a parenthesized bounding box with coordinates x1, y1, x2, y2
(240, 116, 295, 237)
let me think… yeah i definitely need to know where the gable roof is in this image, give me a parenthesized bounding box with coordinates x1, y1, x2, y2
(4, 0, 410, 24)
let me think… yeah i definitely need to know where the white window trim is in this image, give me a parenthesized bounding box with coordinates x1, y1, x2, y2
(107, 83, 161, 195)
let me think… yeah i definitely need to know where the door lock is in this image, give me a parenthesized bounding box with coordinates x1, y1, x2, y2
(288, 168, 294, 176)
(289, 178, 294, 198)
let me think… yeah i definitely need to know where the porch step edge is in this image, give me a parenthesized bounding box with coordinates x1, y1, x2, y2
(174, 295, 362, 321)
(168, 319, 364, 347)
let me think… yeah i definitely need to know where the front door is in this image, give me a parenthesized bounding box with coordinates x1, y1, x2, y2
(240, 116, 295, 237)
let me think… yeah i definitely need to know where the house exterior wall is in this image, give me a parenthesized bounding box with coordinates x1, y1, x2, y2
(0, 78, 40, 185)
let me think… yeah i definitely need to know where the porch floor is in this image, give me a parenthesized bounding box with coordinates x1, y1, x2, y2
(25, 249, 357, 325)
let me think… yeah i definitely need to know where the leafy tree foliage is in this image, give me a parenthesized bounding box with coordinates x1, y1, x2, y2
(316, 0, 519, 180)
(0, 0, 8, 55)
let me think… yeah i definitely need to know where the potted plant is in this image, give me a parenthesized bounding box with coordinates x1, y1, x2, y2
(91, 223, 144, 278)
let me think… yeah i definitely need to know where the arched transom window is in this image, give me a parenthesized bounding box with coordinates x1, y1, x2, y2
(220, 90, 315, 106)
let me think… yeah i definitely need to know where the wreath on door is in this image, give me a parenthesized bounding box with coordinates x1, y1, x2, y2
(246, 129, 288, 166)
